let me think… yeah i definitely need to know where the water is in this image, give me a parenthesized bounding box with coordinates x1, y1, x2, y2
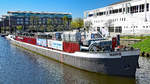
(0, 37, 150, 84)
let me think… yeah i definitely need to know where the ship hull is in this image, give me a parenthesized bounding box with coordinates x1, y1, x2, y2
(10, 39, 139, 77)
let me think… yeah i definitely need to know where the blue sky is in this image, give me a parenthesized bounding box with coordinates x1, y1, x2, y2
(0, 0, 120, 18)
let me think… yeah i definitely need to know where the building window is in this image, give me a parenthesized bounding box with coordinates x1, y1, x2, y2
(108, 27, 114, 32)
(115, 26, 122, 33)
(123, 8, 125, 12)
(119, 8, 122, 13)
(140, 4, 144, 12)
(17, 22, 20, 25)
(147, 3, 149, 11)
(124, 18, 126, 21)
(136, 26, 138, 28)
(25, 22, 29, 25)
(88, 14, 93, 17)
(127, 7, 130, 13)
(136, 6, 138, 13)
(25, 18, 28, 21)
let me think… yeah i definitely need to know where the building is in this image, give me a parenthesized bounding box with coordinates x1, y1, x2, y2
(0, 21, 1, 33)
(1, 11, 72, 33)
(84, 0, 150, 35)
(0, 15, 10, 33)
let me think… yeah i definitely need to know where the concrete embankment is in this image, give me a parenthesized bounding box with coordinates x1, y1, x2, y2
(120, 39, 150, 57)
(120, 39, 142, 46)
(120, 36, 150, 57)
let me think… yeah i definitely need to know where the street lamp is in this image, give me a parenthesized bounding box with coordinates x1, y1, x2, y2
(145, 0, 147, 22)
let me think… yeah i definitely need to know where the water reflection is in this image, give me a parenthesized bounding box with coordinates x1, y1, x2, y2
(20, 46, 136, 84)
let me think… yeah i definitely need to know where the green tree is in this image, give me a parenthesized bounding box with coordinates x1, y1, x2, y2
(56, 25, 64, 31)
(1, 27, 5, 33)
(29, 16, 36, 32)
(6, 26, 10, 32)
(35, 16, 40, 32)
(71, 18, 83, 29)
(29, 16, 39, 32)
(62, 16, 69, 30)
(47, 18, 53, 32)
(16, 25, 23, 32)
(39, 25, 45, 32)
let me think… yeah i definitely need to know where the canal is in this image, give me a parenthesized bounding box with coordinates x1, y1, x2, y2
(0, 37, 150, 84)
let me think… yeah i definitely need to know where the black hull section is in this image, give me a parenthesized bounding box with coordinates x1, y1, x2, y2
(11, 40, 139, 77)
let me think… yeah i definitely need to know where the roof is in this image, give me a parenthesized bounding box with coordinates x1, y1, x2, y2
(108, 0, 132, 6)
(7, 11, 72, 15)
(85, 0, 133, 13)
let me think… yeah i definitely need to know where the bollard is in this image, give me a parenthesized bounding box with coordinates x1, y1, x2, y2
(146, 53, 150, 57)
(141, 52, 145, 57)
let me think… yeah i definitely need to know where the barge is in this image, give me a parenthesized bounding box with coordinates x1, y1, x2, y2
(10, 30, 140, 77)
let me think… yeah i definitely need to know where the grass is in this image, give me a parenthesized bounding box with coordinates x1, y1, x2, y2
(121, 36, 150, 53)
(131, 37, 150, 53)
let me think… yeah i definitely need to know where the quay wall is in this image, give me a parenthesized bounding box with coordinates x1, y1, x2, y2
(120, 39, 142, 46)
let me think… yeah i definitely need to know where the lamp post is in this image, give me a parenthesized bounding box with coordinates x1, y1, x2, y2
(9, 14, 11, 34)
(145, 0, 147, 22)
(2, 17, 5, 33)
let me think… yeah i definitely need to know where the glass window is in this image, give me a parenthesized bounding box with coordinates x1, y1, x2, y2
(147, 3, 149, 11)
(141, 4, 144, 12)
(119, 8, 122, 13)
(25, 18, 28, 21)
(17, 21, 20, 24)
(25, 22, 29, 25)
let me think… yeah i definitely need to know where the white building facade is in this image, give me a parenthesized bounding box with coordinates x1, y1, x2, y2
(84, 0, 150, 35)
